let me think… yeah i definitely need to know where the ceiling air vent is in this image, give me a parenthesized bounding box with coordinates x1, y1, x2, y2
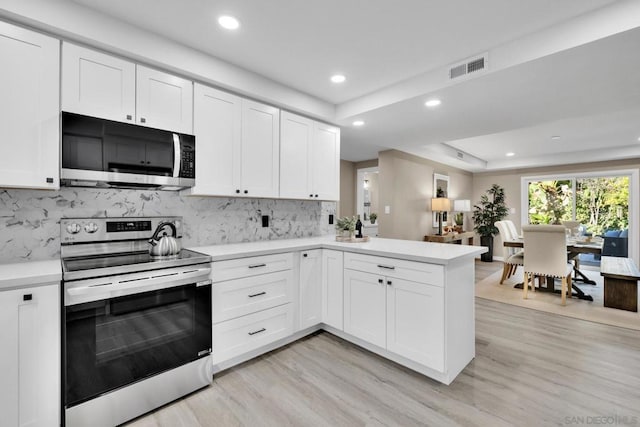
(448, 53, 488, 80)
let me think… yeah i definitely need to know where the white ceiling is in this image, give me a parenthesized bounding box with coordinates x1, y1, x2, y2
(64, 0, 640, 172)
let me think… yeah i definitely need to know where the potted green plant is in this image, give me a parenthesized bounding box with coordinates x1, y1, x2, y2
(369, 213, 377, 224)
(336, 216, 357, 238)
(472, 184, 509, 262)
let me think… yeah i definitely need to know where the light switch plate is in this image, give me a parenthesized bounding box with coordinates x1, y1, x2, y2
(385, 205, 391, 214)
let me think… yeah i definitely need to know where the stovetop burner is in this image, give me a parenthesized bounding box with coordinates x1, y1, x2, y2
(60, 217, 211, 281)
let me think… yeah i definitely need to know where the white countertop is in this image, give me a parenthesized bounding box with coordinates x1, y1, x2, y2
(0, 259, 62, 291)
(191, 235, 486, 265)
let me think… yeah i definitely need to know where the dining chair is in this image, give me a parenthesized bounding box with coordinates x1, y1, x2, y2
(522, 224, 573, 305)
(504, 219, 519, 239)
(495, 220, 523, 284)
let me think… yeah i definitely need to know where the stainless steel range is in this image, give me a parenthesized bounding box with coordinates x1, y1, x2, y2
(60, 217, 213, 427)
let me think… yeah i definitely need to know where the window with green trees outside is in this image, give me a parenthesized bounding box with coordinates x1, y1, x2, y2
(527, 175, 629, 235)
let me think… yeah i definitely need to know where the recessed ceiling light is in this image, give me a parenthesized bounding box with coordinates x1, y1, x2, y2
(330, 74, 346, 83)
(352, 120, 365, 127)
(637, 136, 640, 142)
(218, 15, 240, 30)
(425, 99, 441, 108)
(551, 135, 561, 140)
(506, 152, 515, 157)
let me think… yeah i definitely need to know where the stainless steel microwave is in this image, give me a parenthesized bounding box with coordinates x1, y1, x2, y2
(61, 112, 195, 190)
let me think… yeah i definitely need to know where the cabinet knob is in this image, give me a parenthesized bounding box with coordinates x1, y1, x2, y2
(126, 114, 132, 120)
(378, 278, 383, 284)
(387, 280, 392, 286)
(244, 190, 248, 194)
(140, 117, 146, 123)
(23, 294, 33, 301)
(303, 253, 308, 257)
(46, 177, 54, 183)
(315, 194, 319, 198)
(236, 189, 240, 194)
(309, 194, 313, 198)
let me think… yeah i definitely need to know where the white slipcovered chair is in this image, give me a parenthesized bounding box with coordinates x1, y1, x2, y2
(495, 220, 523, 284)
(522, 224, 573, 305)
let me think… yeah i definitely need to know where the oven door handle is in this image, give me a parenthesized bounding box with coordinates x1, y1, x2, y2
(67, 267, 211, 297)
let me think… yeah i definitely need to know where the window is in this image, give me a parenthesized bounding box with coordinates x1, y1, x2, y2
(525, 175, 629, 235)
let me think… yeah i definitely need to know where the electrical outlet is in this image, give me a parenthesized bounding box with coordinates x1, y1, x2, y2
(329, 214, 334, 225)
(261, 215, 269, 227)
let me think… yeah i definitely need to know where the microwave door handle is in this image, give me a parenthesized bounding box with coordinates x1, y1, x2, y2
(172, 134, 181, 178)
(67, 267, 212, 297)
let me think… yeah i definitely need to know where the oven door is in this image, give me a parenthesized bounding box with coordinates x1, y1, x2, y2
(64, 268, 212, 408)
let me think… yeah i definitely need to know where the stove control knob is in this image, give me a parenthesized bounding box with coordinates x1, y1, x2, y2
(66, 223, 81, 234)
(84, 222, 99, 233)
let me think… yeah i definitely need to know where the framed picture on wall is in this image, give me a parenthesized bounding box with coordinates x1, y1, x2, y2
(433, 173, 449, 227)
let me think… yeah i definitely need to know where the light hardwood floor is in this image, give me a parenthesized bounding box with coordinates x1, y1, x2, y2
(127, 261, 640, 427)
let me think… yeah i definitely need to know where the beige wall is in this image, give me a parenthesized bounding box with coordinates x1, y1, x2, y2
(473, 158, 640, 259)
(339, 160, 356, 217)
(378, 150, 473, 241)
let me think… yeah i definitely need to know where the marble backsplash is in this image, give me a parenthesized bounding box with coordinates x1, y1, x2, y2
(0, 188, 336, 263)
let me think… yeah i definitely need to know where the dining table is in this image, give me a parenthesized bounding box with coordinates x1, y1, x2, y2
(503, 236, 603, 301)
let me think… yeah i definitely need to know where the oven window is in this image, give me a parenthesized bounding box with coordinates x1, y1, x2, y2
(65, 283, 211, 408)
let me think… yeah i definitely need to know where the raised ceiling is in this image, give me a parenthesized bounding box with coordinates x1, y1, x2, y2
(35, 1, 640, 170)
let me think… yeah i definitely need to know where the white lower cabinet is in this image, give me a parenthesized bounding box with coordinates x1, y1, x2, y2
(299, 250, 322, 329)
(343, 269, 386, 348)
(387, 277, 444, 371)
(321, 249, 343, 330)
(344, 253, 445, 372)
(0, 283, 60, 427)
(213, 303, 294, 364)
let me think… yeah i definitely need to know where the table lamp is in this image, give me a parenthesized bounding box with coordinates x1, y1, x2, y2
(431, 198, 451, 236)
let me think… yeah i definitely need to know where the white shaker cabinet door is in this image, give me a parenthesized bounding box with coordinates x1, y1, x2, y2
(311, 122, 340, 201)
(0, 284, 60, 427)
(62, 42, 136, 124)
(240, 100, 280, 198)
(321, 249, 344, 330)
(343, 269, 386, 348)
(279, 111, 313, 199)
(0, 22, 59, 190)
(185, 84, 242, 196)
(299, 249, 323, 329)
(136, 65, 193, 134)
(387, 278, 445, 371)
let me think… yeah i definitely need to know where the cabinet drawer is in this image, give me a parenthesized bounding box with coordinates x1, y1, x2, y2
(213, 270, 293, 323)
(212, 252, 293, 282)
(212, 304, 293, 364)
(343, 252, 444, 287)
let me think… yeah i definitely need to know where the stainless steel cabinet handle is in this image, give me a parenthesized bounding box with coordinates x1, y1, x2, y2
(377, 264, 395, 270)
(248, 263, 267, 269)
(248, 291, 266, 298)
(248, 328, 266, 336)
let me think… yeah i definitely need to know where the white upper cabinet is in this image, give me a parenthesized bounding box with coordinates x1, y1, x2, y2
(280, 111, 340, 201)
(62, 43, 193, 133)
(185, 84, 241, 196)
(0, 22, 59, 190)
(62, 42, 136, 124)
(186, 86, 279, 198)
(136, 65, 193, 134)
(241, 100, 280, 198)
(311, 122, 340, 200)
(279, 112, 313, 199)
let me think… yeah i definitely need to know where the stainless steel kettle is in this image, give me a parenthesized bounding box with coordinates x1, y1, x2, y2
(148, 221, 181, 257)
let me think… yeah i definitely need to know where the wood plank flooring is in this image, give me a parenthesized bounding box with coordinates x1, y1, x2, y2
(127, 261, 640, 427)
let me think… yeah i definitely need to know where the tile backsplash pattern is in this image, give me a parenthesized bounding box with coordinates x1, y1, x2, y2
(0, 188, 336, 263)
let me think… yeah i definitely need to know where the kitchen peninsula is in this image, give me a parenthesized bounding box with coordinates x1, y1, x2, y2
(193, 236, 486, 385)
